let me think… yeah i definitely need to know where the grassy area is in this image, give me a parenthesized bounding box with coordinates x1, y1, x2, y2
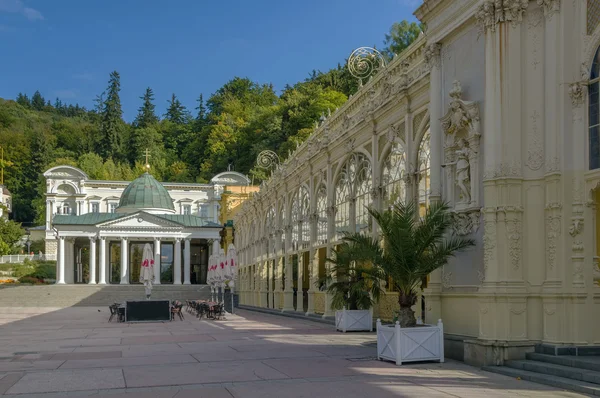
(0, 259, 56, 280)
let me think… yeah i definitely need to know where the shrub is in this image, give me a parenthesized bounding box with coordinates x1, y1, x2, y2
(18, 276, 44, 284)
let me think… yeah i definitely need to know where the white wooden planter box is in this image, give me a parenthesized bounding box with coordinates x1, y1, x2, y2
(335, 308, 373, 332)
(376, 318, 445, 365)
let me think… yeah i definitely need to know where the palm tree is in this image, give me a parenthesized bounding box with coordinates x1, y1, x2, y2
(341, 201, 475, 327)
(320, 241, 385, 311)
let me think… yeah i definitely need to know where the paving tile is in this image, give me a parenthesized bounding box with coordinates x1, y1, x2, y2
(60, 354, 198, 369)
(6, 368, 126, 394)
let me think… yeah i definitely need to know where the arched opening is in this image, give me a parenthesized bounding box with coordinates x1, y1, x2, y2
(417, 129, 431, 217)
(382, 141, 407, 208)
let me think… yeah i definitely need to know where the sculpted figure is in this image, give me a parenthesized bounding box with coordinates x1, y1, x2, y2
(454, 139, 472, 204)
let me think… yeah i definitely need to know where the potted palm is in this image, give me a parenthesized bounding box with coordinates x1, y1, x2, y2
(320, 241, 384, 332)
(343, 201, 475, 364)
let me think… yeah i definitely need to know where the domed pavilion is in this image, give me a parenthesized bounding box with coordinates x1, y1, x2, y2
(50, 170, 226, 285)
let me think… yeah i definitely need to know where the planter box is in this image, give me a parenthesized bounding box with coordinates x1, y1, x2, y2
(376, 318, 445, 365)
(335, 308, 373, 332)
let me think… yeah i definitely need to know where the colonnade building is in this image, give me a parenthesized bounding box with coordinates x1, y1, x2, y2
(232, 0, 600, 365)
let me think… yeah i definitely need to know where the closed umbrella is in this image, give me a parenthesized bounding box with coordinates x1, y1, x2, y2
(139, 243, 154, 300)
(218, 248, 226, 303)
(225, 244, 237, 313)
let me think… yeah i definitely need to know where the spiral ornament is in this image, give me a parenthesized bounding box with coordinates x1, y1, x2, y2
(347, 47, 386, 83)
(256, 150, 280, 170)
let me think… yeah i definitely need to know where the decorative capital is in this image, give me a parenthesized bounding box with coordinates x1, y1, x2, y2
(568, 83, 585, 108)
(537, 0, 560, 18)
(424, 43, 442, 70)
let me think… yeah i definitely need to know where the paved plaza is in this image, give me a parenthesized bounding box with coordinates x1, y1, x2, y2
(0, 307, 589, 397)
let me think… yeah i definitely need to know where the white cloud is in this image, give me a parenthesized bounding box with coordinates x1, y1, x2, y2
(0, 0, 44, 21)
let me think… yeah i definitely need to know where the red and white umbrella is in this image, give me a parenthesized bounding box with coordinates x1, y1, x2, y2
(225, 244, 237, 287)
(139, 243, 154, 298)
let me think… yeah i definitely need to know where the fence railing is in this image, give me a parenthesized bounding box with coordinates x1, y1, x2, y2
(0, 254, 57, 264)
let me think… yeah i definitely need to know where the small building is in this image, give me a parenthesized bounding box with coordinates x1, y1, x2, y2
(0, 185, 12, 218)
(44, 165, 252, 285)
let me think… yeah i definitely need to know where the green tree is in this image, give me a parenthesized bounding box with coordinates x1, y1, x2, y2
(164, 94, 187, 124)
(0, 218, 25, 255)
(383, 20, 424, 59)
(99, 71, 125, 160)
(16, 93, 31, 108)
(128, 126, 164, 165)
(134, 87, 159, 128)
(78, 153, 105, 179)
(31, 90, 45, 111)
(340, 202, 474, 327)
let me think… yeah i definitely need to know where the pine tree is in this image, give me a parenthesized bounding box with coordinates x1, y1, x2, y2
(54, 97, 62, 109)
(134, 87, 159, 128)
(99, 71, 124, 160)
(16, 93, 31, 108)
(31, 90, 45, 111)
(164, 93, 187, 124)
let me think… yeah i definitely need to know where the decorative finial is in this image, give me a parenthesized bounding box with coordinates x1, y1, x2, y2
(144, 148, 151, 171)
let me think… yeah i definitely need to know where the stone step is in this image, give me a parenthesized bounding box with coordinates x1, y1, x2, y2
(482, 365, 600, 397)
(506, 359, 600, 385)
(527, 353, 600, 372)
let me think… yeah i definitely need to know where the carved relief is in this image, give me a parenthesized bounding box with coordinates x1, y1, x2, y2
(442, 270, 453, 289)
(546, 214, 561, 269)
(451, 209, 481, 236)
(568, 83, 585, 108)
(506, 218, 522, 270)
(526, 110, 544, 171)
(569, 218, 583, 237)
(424, 43, 442, 70)
(537, 0, 560, 18)
(477, 0, 529, 33)
(482, 209, 497, 281)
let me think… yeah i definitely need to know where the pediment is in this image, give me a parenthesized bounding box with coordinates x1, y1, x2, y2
(87, 195, 102, 200)
(105, 196, 120, 201)
(97, 212, 183, 229)
(178, 198, 193, 202)
(44, 165, 89, 180)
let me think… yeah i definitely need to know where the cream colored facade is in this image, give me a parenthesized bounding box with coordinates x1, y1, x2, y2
(233, 0, 600, 365)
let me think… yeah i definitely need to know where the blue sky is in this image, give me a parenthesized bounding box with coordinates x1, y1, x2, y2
(0, 0, 420, 121)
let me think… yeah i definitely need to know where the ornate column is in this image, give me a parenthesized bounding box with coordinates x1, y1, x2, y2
(174, 238, 182, 284)
(183, 238, 191, 284)
(88, 237, 96, 284)
(323, 162, 336, 317)
(282, 226, 294, 311)
(154, 237, 161, 285)
(98, 237, 107, 284)
(57, 236, 65, 284)
(296, 252, 304, 313)
(120, 237, 128, 284)
(425, 42, 443, 204)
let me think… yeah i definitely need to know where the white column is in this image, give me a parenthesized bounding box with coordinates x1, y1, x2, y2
(57, 236, 65, 284)
(183, 238, 191, 284)
(45, 200, 52, 230)
(88, 237, 96, 284)
(98, 237, 107, 284)
(174, 238, 182, 284)
(154, 238, 161, 285)
(120, 237, 128, 284)
(427, 43, 443, 203)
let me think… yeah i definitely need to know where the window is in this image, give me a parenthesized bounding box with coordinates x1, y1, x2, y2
(334, 153, 372, 240)
(91, 203, 99, 213)
(62, 204, 71, 215)
(109, 203, 117, 213)
(316, 185, 328, 245)
(417, 129, 431, 217)
(198, 204, 208, 218)
(183, 205, 191, 215)
(590, 47, 600, 170)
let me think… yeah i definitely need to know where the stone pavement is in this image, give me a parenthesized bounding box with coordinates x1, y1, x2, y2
(0, 307, 589, 397)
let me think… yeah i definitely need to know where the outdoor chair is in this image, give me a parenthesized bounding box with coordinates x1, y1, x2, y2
(171, 303, 184, 321)
(108, 304, 118, 322)
(212, 303, 225, 320)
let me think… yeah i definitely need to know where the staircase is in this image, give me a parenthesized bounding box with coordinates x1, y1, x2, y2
(483, 351, 600, 396)
(0, 284, 212, 307)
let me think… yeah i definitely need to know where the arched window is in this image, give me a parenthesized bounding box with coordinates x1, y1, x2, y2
(291, 186, 310, 251)
(279, 200, 286, 248)
(316, 185, 328, 245)
(417, 129, 431, 217)
(335, 168, 351, 241)
(382, 141, 407, 207)
(334, 153, 372, 240)
(590, 47, 600, 170)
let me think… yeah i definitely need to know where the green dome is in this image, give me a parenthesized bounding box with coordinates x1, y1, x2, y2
(117, 173, 175, 213)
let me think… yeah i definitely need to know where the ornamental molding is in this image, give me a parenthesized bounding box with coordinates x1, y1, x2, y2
(476, 0, 529, 34)
(526, 110, 544, 171)
(537, 0, 560, 18)
(546, 214, 561, 269)
(506, 217, 522, 270)
(423, 43, 442, 70)
(568, 83, 585, 108)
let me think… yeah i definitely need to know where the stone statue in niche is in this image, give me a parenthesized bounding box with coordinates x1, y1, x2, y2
(440, 80, 482, 232)
(455, 139, 472, 204)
